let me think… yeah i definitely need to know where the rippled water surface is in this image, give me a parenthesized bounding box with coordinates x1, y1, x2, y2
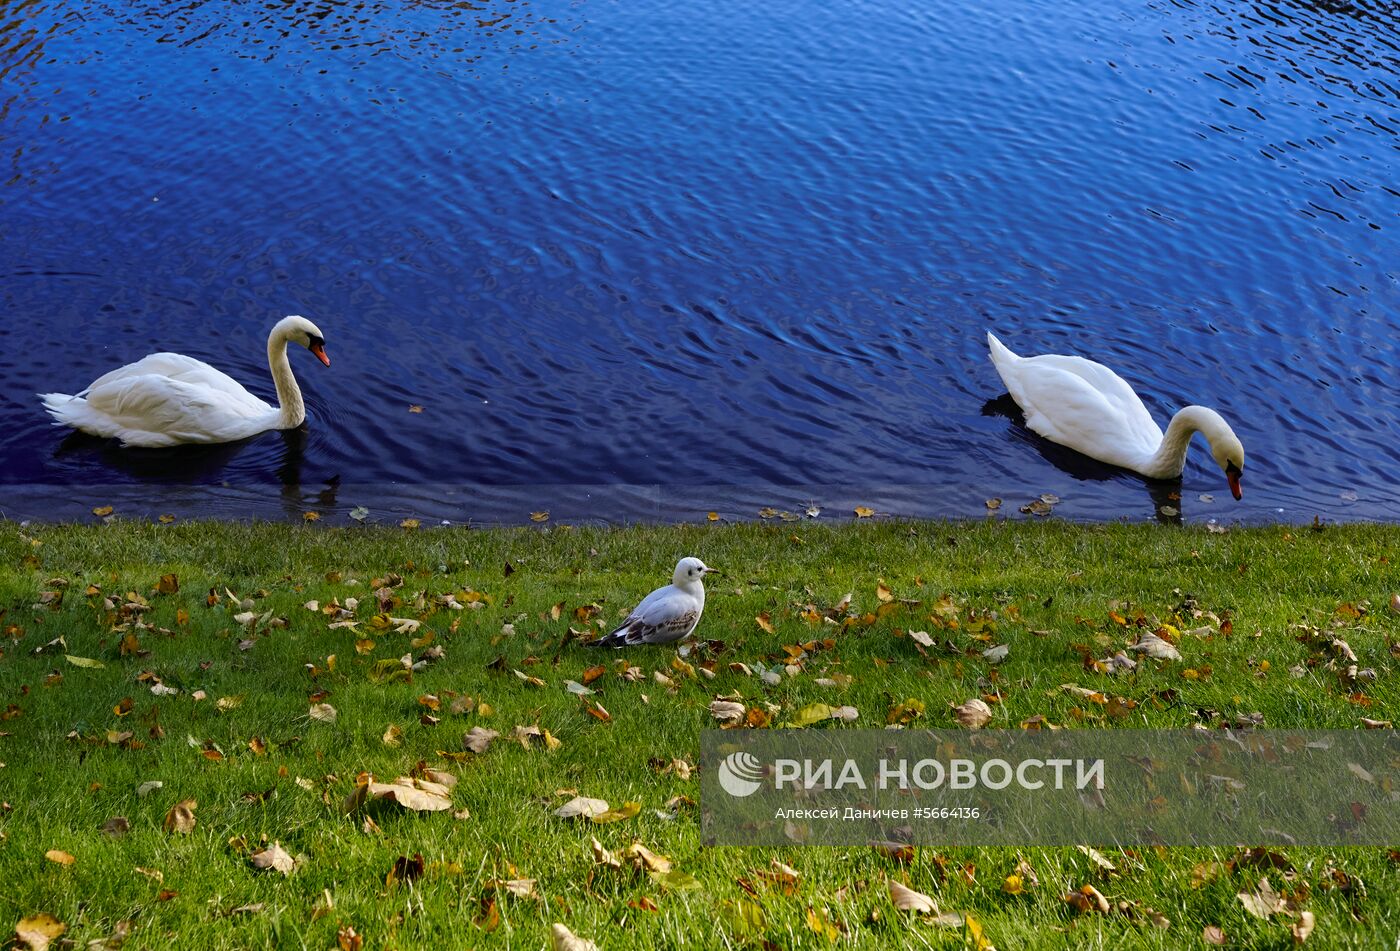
(2, 0, 1398, 523)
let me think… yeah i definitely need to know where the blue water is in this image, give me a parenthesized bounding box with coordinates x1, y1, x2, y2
(2, 0, 1398, 523)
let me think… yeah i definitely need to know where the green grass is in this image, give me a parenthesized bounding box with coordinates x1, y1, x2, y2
(0, 518, 1397, 949)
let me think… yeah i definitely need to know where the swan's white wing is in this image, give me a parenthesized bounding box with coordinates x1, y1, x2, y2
(1006, 357, 1163, 469)
(1020, 354, 1160, 440)
(82, 353, 268, 413)
(607, 585, 702, 645)
(82, 373, 275, 445)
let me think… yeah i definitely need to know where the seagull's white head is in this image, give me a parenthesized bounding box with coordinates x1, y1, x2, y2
(673, 556, 718, 586)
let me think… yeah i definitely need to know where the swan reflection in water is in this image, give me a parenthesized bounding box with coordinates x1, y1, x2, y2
(54, 424, 340, 513)
(981, 395, 1186, 524)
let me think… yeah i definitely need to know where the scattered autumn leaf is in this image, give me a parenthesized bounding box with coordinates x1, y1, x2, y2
(889, 879, 937, 914)
(250, 843, 295, 875)
(590, 801, 641, 824)
(1237, 877, 1290, 919)
(1128, 631, 1182, 661)
(709, 700, 745, 723)
(163, 799, 196, 834)
(14, 913, 65, 951)
(554, 796, 609, 820)
(551, 923, 599, 951)
(1063, 884, 1110, 914)
(952, 697, 993, 729)
(1292, 910, 1316, 944)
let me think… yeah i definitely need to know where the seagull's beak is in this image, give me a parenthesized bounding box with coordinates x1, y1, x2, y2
(309, 342, 330, 367)
(1226, 463, 1242, 501)
(704, 567, 722, 576)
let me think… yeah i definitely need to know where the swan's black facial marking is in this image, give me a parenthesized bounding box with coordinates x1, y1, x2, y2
(1225, 460, 1243, 501)
(307, 333, 330, 367)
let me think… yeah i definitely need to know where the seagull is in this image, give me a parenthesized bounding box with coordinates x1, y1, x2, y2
(588, 557, 719, 648)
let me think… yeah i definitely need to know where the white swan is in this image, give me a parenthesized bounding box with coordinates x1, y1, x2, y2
(39, 315, 330, 448)
(987, 331, 1245, 499)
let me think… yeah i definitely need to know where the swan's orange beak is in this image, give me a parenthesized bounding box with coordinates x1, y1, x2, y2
(1226, 464, 1242, 501)
(310, 342, 330, 367)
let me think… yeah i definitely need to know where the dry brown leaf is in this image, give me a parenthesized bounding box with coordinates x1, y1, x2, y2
(768, 859, 801, 886)
(1202, 924, 1226, 945)
(367, 776, 453, 812)
(14, 913, 65, 951)
(496, 878, 539, 899)
(43, 849, 74, 866)
(249, 842, 295, 875)
(1076, 845, 1116, 873)
(1237, 877, 1287, 919)
(1063, 884, 1110, 914)
(709, 700, 745, 722)
(554, 796, 609, 820)
(590, 836, 621, 869)
(163, 799, 196, 834)
(551, 923, 599, 951)
(420, 768, 457, 789)
(952, 697, 993, 729)
(908, 630, 935, 648)
(513, 724, 550, 748)
(591, 801, 641, 824)
(308, 703, 337, 723)
(623, 842, 672, 873)
(1128, 632, 1182, 661)
(1012, 857, 1039, 888)
(1292, 910, 1316, 944)
(463, 727, 500, 753)
(888, 879, 937, 914)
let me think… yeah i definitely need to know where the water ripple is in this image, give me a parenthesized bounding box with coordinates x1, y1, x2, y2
(1, 0, 1399, 521)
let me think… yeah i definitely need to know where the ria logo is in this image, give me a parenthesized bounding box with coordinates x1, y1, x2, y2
(717, 751, 765, 798)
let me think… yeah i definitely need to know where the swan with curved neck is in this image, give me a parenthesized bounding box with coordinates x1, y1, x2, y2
(987, 331, 1245, 499)
(39, 315, 331, 447)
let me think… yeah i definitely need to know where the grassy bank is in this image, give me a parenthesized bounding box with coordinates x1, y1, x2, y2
(1, 519, 1397, 949)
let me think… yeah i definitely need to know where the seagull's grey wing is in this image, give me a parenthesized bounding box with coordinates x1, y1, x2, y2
(610, 588, 701, 646)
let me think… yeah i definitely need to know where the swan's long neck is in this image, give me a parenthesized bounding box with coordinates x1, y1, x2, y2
(1141, 405, 1228, 479)
(268, 330, 305, 427)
